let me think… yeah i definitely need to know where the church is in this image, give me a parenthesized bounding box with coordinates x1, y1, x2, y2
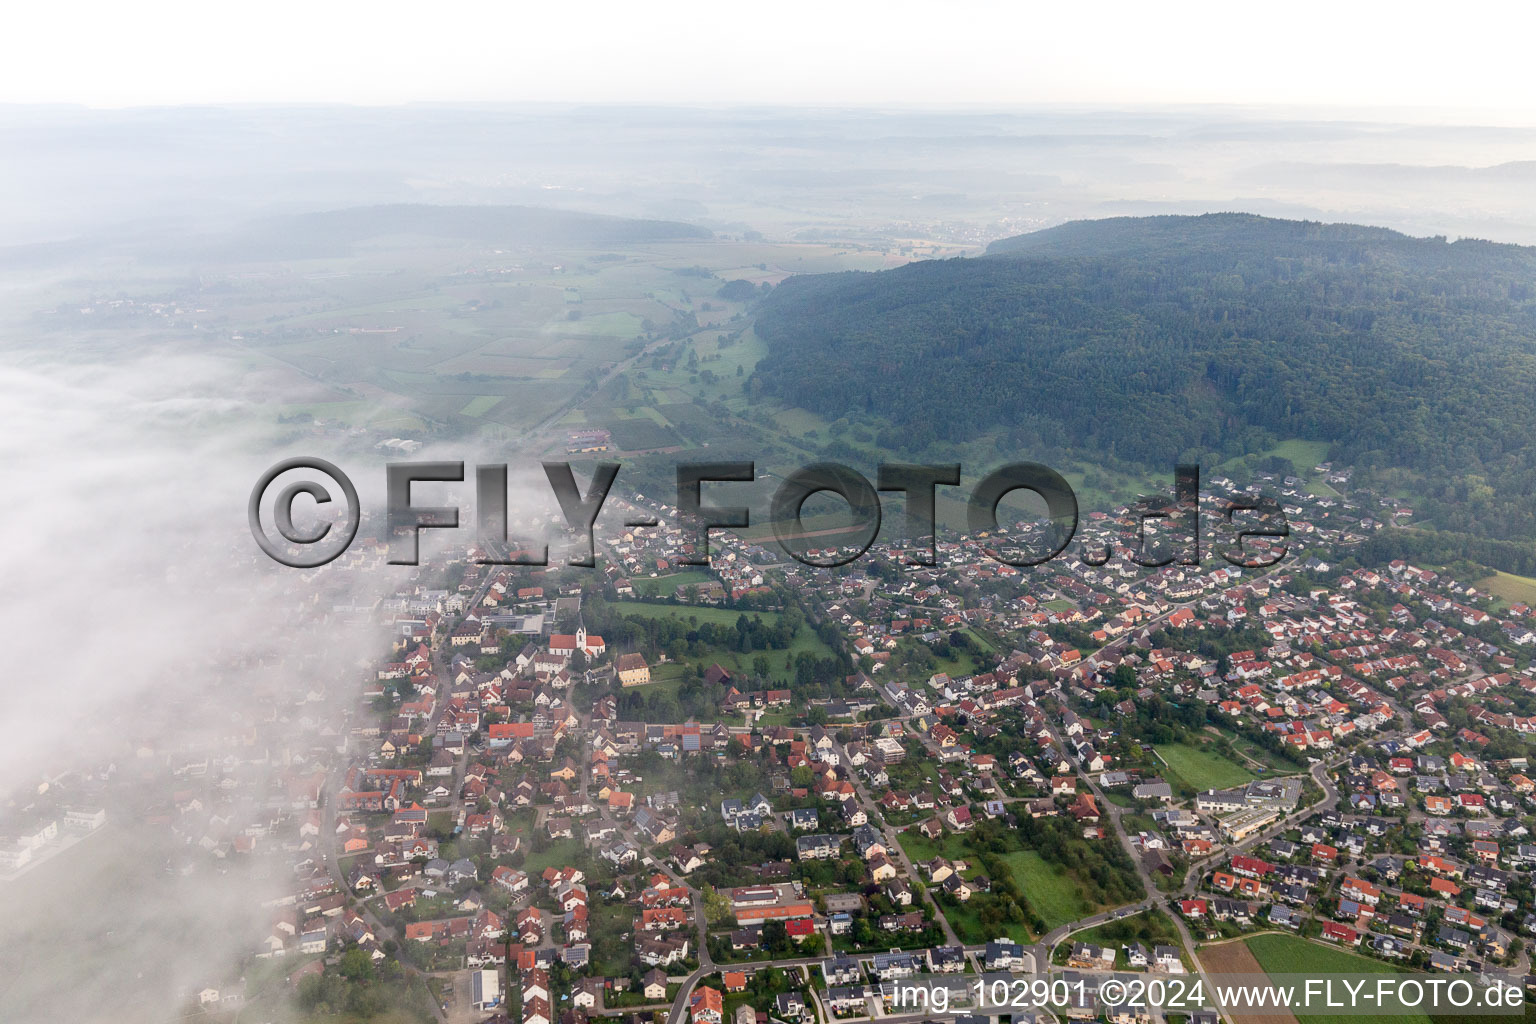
(547, 622, 605, 661)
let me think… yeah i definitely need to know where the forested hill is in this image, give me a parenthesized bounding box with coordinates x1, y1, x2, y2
(749, 213, 1536, 541)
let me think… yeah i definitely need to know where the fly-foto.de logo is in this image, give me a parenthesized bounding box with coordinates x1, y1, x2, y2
(248, 459, 1287, 570)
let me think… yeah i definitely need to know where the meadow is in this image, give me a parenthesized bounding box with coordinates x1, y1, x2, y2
(1156, 742, 1256, 794)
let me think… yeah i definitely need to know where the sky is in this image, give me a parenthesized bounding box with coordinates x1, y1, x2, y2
(2, 0, 1534, 116)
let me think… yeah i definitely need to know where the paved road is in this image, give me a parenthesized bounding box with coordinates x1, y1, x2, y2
(834, 736, 961, 947)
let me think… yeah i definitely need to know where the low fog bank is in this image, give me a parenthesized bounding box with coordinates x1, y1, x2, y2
(0, 352, 394, 1022)
(0, 354, 378, 785)
(0, 345, 565, 1022)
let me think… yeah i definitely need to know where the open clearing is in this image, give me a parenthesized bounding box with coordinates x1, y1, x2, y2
(1156, 742, 1256, 792)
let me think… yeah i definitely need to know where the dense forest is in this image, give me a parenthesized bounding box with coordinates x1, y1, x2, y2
(750, 214, 1536, 541)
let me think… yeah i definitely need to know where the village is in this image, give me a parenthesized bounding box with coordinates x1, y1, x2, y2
(20, 465, 1536, 1024)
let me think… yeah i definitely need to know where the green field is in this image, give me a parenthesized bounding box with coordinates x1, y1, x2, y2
(927, 644, 983, 678)
(965, 628, 998, 653)
(1245, 933, 1428, 1024)
(943, 897, 1034, 944)
(1479, 569, 1536, 608)
(622, 665, 709, 712)
(608, 417, 683, 450)
(1247, 932, 1400, 974)
(589, 899, 636, 977)
(616, 600, 761, 627)
(189, 230, 932, 460)
(895, 830, 946, 864)
(517, 838, 590, 876)
(1156, 742, 1255, 793)
(227, 235, 900, 447)
(1002, 849, 1102, 932)
(1265, 440, 1332, 472)
(458, 394, 501, 416)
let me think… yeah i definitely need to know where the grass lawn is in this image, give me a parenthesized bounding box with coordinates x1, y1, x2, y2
(1221, 729, 1291, 773)
(261, 971, 441, 1024)
(895, 830, 949, 865)
(1265, 440, 1331, 473)
(1246, 933, 1399, 974)
(731, 509, 878, 547)
(1121, 812, 1159, 836)
(590, 899, 635, 977)
(623, 667, 724, 720)
(964, 628, 998, 653)
(1156, 742, 1255, 793)
(1214, 439, 1337, 498)
(932, 648, 983, 678)
(608, 416, 681, 450)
